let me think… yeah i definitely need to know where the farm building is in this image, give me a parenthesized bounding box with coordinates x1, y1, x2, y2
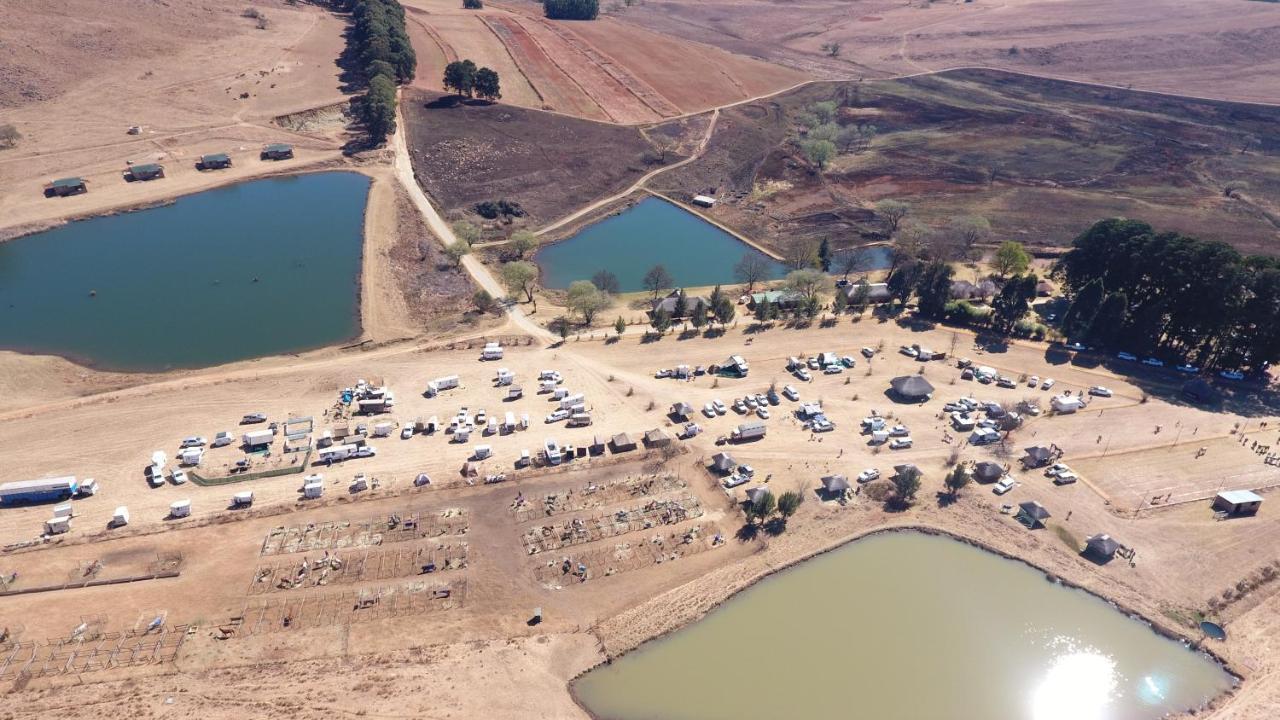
(649, 289, 710, 319)
(748, 290, 804, 310)
(1214, 490, 1263, 516)
(889, 375, 934, 402)
(199, 153, 232, 170)
(610, 433, 637, 453)
(691, 195, 716, 208)
(841, 281, 892, 304)
(261, 143, 294, 160)
(643, 428, 671, 448)
(1051, 395, 1085, 413)
(126, 163, 165, 181)
(44, 177, 87, 197)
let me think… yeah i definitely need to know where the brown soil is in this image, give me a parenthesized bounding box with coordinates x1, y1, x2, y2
(401, 89, 677, 227)
(650, 69, 1280, 257)
(615, 0, 1280, 104)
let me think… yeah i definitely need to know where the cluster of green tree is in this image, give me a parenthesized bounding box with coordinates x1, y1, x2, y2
(649, 284, 735, 335)
(443, 60, 502, 100)
(543, 0, 599, 20)
(1057, 219, 1280, 370)
(473, 199, 525, 220)
(886, 249, 1043, 338)
(462, 0, 483, 8)
(791, 100, 877, 171)
(341, 0, 416, 144)
(741, 488, 803, 536)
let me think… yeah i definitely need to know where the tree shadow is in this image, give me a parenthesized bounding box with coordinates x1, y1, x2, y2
(735, 523, 760, 542)
(423, 94, 465, 111)
(935, 490, 958, 508)
(604, 336, 620, 345)
(744, 323, 770, 335)
(763, 517, 787, 536)
(883, 497, 913, 513)
(677, 328, 700, 341)
(640, 332, 662, 344)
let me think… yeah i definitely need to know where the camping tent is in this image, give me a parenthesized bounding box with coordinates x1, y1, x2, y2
(1016, 500, 1051, 528)
(821, 474, 851, 496)
(973, 461, 1004, 483)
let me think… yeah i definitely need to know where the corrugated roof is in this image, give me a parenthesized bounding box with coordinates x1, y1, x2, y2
(1218, 489, 1263, 505)
(50, 177, 85, 187)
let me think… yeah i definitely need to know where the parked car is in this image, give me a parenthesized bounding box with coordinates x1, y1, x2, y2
(1142, 357, 1164, 367)
(703, 402, 717, 418)
(811, 418, 834, 432)
(956, 357, 972, 368)
(857, 468, 881, 483)
(401, 426, 414, 439)
(996, 376, 1016, 388)
(1053, 472, 1079, 485)
(756, 407, 770, 420)
(889, 437, 913, 449)
(782, 385, 800, 401)
(1027, 376, 1039, 388)
(1175, 364, 1199, 374)
(1045, 463, 1072, 478)
(545, 409, 570, 423)
(889, 424, 909, 437)
(993, 478, 1015, 495)
(745, 396, 759, 409)
(841, 356, 856, 368)
(794, 368, 812, 381)
(766, 389, 781, 405)
(807, 357, 821, 370)
(1220, 369, 1246, 381)
(1088, 386, 1113, 397)
(723, 474, 749, 489)
(712, 400, 728, 415)
(654, 369, 672, 378)
(960, 368, 975, 380)
(1041, 378, 1055, 390)
(1117, 351, 1138, 361)
(170, 469, 188, 485)
(823, 365, 843, 375)
(739, 464, 756, 478)
(899, 345, 918, 358)
(241, 413, 267, 424)
(861, 347, 876, 358)
(355, 446, 377, 458)
(180, 436, 207, 448)
(475, 409, 487, 423)
(1065, 342, 1087, 351)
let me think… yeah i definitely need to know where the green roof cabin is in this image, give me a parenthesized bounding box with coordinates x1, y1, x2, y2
(199, 152, 232, 170)
(261, 143, 294, 160)
(45, 177, 87, 197)
(126, 163, 165, 181)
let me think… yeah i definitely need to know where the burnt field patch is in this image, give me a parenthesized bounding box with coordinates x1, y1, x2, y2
(403, 90, 693, 229)
(650, 69, 1280, 257)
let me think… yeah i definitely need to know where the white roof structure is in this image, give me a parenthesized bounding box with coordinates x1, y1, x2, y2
(1218, 489, 1263, 505)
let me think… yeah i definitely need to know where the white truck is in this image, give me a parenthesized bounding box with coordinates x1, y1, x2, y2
(242, 429, 274, 448)
(504, 412, 517, 433)
(559, 394, 585, 410)
(731, 421, 767, 442)
(372, 422, 395, 438)
(567, 412, 592, 428)
(318, 443, 358, 462)
(45, 516, 71, 535)
(426, 375, 461, 397)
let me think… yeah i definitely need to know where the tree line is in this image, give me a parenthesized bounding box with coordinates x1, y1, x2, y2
(543, 0, 598, 20)
(1057, 219, 1280, 370)
(335, 0, 417, 145)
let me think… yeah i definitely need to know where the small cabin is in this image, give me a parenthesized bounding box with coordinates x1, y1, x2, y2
(45, 177, 87, 197)
(691, 195, 716, 208)
(127, 163, 165, 181)
(1214, 490, 1263, 516)
(199, 153, 232, 170)
(261, 143, 294, 160)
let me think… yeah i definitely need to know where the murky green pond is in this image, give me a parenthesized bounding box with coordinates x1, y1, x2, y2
(574, 532, 1232, 720)
(0, 172, 370, 371)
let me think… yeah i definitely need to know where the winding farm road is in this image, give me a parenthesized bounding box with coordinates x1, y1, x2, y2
(390, 107, 553, 341)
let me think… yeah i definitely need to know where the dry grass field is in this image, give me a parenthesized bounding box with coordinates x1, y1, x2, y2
(615, 0, 1280, 104)
(651, 69, 1280, 257)
(0, 0, 352, 238)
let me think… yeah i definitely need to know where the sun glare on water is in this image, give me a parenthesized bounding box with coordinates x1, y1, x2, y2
(1031, 649, 1119, 720)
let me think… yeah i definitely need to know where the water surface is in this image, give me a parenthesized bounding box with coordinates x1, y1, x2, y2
(0, 172, 370, 370)
(535, 197, 784, 291)
(575, 531, 1231, 720)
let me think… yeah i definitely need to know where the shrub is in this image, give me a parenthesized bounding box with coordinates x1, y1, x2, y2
(544, 0, 599, 19)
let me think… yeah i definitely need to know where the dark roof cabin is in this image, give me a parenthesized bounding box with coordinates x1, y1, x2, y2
(1016, 500, 1051, 529)
(609, 432, 637, 453)
(821, 474, 851, 497)
(973, 461, 1005, 483)
(1021, 446, 1055, 469)
(709, 452, 736, 474)
(643, 428, 671, 448)
(745, 487, 770, 506)
(890, 375, 934, 402)
(199, 153, 232, 170)
(669, 402, 694, 421)
(126, 163, 165, 181)
(649, 289, 710, 319)
(261, 143, 294, 160)
(45, 177, 87, 197)
(1083, 533, 1122, 561)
